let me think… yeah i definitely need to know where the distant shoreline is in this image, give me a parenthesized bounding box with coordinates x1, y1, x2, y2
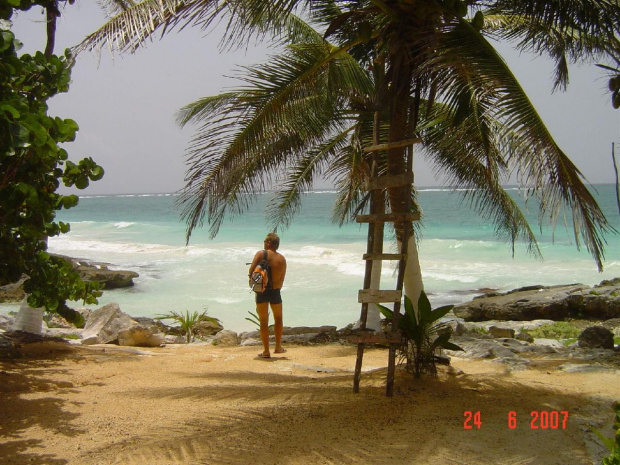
(62, 182, 619, 199)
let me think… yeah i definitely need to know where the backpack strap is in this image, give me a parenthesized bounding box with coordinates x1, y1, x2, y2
(263, 249, 273, 290)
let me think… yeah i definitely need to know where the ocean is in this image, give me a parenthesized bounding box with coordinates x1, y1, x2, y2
(2, 185, 619, 333)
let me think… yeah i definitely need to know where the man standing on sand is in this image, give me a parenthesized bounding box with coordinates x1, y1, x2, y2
(249, 233, 287, 358)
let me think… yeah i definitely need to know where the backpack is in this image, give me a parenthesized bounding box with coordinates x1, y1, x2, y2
(249, 250, 270, 293)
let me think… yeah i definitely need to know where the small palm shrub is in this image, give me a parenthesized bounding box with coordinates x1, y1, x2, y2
(380, 291, 463, 379)
(245, 311, 260, 328)
(156, 309, 220, 343)
(245, 310, 274, 331)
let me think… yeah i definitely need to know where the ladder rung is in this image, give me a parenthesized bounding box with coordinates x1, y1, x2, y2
(364, 172, 414, 191)
(363, 253, 407, 261)
(358, 289, 402, 303)
(363, 138, 422, 153)
(356, 212, 420, 223)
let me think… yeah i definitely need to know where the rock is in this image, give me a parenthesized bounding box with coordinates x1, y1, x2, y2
(81, 303, 139, 345)
(453, 280, 620, 321)
(578, 326, 614, 349)
(214, 330, 239, 346)
(165, 334, 187, 344)
(43, 327, 83, 340)
(240, 337, 261, 347)
(194, 319, 224, 338)
(81, 335, 105, 345)
(558, 363, 611, 373)
(574, 279, 620, 320)
(602, 318, 620, 336)
(515, 329, 534, 343)
(446, 366, 465, 376)
(0, 315, 14, 331)
(118, 325, 165, 347)
(458, 319, 555, 337)
(0, 333, 20, 358)
(133, 317, 169, 334)
(444, 336, 523, 359)
(452, 321, 467, 336)
(0, 257, 139, 304)
(51, 254, 138, 289)
(240, 326, 338, 344)
(532, 338, 564, 349)
(488, 326, 515, 338)
(73, 262, 139, 289)
(0, 277, 26, 303)
(283, 326, 337, 336)
(45, 314, 73, 329)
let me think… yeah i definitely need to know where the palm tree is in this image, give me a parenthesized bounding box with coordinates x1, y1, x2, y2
(77, 0, 618, 314)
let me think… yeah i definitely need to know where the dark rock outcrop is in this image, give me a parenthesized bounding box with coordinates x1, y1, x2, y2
(67, 257, 139, 289)
(453, 279, 620, 321)
(578, 326, 615, 349)
(0, 257, 139, 303)
(0, 277, 26, 303)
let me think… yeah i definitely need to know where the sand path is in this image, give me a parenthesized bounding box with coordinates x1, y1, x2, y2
(1, 342, 618, 464)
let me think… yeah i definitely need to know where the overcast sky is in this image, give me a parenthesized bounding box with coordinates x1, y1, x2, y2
(10, 1, 620, 195)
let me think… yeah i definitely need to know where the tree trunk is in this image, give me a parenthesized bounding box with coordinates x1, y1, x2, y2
(44, 1, 59, 57)
(385, 49, 418, 307)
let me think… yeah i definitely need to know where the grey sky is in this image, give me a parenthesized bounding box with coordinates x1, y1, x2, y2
(11, 1, 620, 195)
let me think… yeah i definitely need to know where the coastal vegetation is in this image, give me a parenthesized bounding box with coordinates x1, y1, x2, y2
(527, 321, 581, 340)
(0, 0, 104, 324)
(78, 1, 619, 326)
(379, 291, 463, 378)
(156, 309, 221, 343)
(594, 401, 620, 465)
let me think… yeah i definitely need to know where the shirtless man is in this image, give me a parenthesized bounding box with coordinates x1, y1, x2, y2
(248, 233, 287, 358)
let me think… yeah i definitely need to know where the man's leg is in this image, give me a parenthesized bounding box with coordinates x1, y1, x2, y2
(271, 303, 284, 353)
(256, 302, 270, 356)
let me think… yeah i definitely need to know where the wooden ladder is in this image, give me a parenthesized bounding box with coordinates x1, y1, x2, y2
(351, 138, 420, 397)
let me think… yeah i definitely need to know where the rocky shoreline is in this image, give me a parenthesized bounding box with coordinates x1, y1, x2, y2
(0, 254, 139, 303)
(1, 279, 619, 373)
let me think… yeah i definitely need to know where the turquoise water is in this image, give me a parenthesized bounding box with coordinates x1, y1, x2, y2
(3, 185, 619, 332)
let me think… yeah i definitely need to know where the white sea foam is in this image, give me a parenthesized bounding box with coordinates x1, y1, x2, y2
(210, 297, 245, 305)
(48, 237, 185, 256)
(114, 222, 135, 229)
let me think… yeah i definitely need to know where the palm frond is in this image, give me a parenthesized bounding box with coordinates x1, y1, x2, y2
(96, 0, 137, 17)
(76, 0, 316, 55)
(483, 11, 620, 90)
(177, 37, 373, 241)
(417, 17, 613, 269)
(265, 128, 354, 229)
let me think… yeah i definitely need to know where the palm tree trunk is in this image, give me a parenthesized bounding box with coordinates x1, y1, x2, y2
(385, 48, 423, 308)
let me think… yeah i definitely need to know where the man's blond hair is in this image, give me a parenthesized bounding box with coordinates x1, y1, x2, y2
(265, 233, 280, 250)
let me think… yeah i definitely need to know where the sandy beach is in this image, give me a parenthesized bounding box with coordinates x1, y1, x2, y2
(0, 340, 618, 465)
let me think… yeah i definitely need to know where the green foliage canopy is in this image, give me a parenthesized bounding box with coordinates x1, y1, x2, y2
(0, 0, 104, 324)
